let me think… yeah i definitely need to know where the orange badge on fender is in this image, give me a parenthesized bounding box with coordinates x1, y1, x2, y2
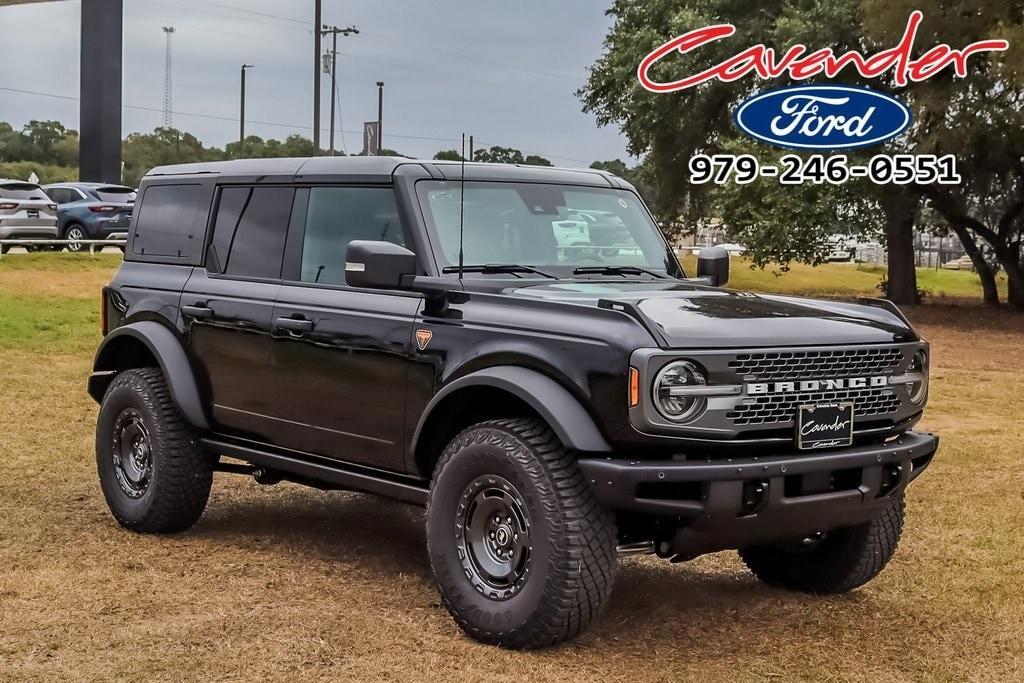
(415, 329, 433, 351)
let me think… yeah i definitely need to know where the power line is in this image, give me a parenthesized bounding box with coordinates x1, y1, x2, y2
(0, 87, 594, 164)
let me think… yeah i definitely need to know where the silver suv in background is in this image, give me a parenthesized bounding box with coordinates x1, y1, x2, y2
(0, 180, 58, 253)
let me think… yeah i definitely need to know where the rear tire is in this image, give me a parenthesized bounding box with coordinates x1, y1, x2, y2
(63, 224, 86, 252)
(96, 368, 213, 533)
(426, 418, 617, 649)
(739, 495, 904, 594)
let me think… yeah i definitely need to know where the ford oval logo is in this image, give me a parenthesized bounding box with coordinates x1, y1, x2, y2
(733, 85, 912, 150)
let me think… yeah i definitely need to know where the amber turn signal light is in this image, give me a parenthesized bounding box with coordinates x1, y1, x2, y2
(629, 367, 639, 407)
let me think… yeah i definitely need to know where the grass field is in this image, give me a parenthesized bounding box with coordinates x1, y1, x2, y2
(1, 254, 1022, 680)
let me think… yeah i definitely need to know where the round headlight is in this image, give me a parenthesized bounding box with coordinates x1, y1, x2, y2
(653, 360, 707, 423)
(907, 349, 929, 405)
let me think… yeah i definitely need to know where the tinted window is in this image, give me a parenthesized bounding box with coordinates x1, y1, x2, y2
(0, 183, 47, 200)
(131, 184, 206, 258)
(45, 188, 71, 204)
(95, 186, 136, 203)
(300, 187, 405, 285)
(221, 186, 293, 279)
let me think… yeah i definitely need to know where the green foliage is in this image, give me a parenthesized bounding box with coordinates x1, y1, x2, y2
(433, 149, 464, 161)
(474, 146, 551, 166)
(0, 161, 76, 184)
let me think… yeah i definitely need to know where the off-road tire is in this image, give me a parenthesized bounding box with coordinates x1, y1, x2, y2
(96, 368, 213, 533)
(426, 418, 617, 649)
(739, 495, 904, 594)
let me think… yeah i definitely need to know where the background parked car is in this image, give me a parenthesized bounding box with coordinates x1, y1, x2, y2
(43, 182, 135, 252)
(0, 179, 58, 253)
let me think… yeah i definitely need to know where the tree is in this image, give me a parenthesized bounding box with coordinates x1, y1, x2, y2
(434, 149, 464, 161)
(474, 146, 552, 166)
(579, 0, 1014, 305)
(858, 0, 1024, 308)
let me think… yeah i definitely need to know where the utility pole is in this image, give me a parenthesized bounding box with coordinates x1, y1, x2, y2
(322, 24, 359, 156)
(469, 135, 474, 162)
(313, 0, 322, 152)
(376, 81, 384, 155)
(239, 64, 253, 158)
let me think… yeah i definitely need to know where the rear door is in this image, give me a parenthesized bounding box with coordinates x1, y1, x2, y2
(269, 185, 420, 471)
(182, 185, 294, 441)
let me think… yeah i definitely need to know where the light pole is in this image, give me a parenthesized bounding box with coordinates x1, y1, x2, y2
(322, 24, 359, 156)
(313, 0, 321, 152)
(239, 64, 253, 158)
(376, 81, 384, 155)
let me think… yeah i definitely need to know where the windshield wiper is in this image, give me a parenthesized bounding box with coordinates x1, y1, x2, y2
(441, 264, 558, 279)
(572, 265, 668, 279)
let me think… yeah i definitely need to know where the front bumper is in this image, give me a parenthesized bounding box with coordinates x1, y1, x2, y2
(580, 430, 938, 558)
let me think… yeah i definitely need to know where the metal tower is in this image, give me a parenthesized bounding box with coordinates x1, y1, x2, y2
(161, 26, 175, 128)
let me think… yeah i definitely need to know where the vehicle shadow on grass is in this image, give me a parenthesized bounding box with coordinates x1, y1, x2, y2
(185, 484, 874, 650)
(192, 486, 434, 579)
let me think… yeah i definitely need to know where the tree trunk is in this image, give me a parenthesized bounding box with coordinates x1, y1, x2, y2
(994, 246, 1024, 310)
(881, 192, 919, 305)
(948, 223, 1000, 305)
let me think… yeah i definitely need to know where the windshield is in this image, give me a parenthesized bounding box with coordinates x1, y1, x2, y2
(415, 181, 681, 277)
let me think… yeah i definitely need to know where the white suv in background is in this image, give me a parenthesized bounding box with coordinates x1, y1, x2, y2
(0, 180, 58, 253)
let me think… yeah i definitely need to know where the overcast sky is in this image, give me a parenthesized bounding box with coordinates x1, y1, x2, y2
(0, 0, 634, 165)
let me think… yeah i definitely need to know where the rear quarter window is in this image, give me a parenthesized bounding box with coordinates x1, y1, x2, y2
(129, 183, 210, 263)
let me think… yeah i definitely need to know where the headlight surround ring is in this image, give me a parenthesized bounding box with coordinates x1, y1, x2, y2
(907, 349, 929, 405)
(652, 360, 708, 423)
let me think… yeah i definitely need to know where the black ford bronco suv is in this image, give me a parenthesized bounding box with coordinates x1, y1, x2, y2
(89, 157, 938, 648)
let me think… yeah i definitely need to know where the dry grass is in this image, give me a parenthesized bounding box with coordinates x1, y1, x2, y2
(1, 257, 1023, 681)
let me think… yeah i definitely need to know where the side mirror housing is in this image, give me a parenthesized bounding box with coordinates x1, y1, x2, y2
(697, 246, 730, 287)
(345, 240, 417, 289)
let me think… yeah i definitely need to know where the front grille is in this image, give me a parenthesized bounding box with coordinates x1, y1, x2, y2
(726, 386, 901, 426)
(728, 347, 903, 382)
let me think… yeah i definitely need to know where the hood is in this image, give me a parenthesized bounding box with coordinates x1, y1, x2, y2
(503, 280, 916, 348)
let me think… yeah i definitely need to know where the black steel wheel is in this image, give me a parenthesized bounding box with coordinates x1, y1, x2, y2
(457, 474, 532, 600)
(111, 407, 153, 498)
(96, 368, 213, 533)
(427, 417, 617, 649)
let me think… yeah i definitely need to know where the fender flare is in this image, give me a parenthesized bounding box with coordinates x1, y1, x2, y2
(88, 320, 210, 430)
(412, 366, 612, 455)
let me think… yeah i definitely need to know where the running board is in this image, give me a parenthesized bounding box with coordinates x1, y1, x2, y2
(201, 437, 429, 506)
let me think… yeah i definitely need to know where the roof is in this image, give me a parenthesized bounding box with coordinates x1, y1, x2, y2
(144, 155, 625, 188)
(41, 182, 134, 189)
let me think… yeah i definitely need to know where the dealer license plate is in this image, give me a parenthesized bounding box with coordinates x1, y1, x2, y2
(796, 402, 854, 450)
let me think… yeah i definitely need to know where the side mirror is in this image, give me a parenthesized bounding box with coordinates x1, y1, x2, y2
(697, 246, 730, 287)
(345, 240, 417, 289)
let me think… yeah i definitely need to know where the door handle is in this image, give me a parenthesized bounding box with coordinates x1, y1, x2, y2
(182, 304, 213, 319)
(275, 316, 314, 333)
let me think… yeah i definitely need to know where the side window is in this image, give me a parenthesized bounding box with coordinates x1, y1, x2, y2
(131, 184, 206, 259)
(45, 188, 66, 203)
(212, 186, 293, 280)
(300, 187, 405, 285)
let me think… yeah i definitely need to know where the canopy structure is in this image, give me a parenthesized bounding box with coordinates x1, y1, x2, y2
(2, 0, 122, 183)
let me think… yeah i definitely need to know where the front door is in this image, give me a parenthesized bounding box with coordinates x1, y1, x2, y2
(269, 185, 418, 472)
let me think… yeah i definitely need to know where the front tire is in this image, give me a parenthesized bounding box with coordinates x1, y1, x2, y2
(739, 495, 904, 594)
(426, 418, 617, 649)
(96, 368, 213, 533)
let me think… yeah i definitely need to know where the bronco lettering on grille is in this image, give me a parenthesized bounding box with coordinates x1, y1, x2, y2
(747, 376, 888, 395)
